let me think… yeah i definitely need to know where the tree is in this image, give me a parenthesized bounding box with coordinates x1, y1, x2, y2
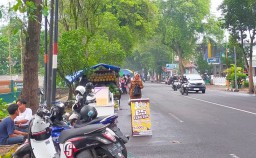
(57, 0, 158, 84)
(160, 0, 210, 75)
(58, 29, 91, 99)
(12, 0, 43, 113)
(219, 0, 256, 93)
(195, 53, 211, 74)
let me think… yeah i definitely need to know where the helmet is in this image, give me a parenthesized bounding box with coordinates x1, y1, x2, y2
(85, 82, 94, 92)
(75, 86, 86, 96)
(50, 102, 65, 122)
(79, 105, 98, 122)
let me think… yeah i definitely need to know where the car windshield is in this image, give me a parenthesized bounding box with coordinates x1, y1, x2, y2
(187, 75, 202, 80)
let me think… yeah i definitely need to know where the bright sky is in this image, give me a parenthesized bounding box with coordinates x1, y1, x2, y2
(210, 0, 223, 17)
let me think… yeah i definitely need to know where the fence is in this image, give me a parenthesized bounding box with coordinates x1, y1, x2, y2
(0, 80, 22, 103)
(212, 76, 256, 86)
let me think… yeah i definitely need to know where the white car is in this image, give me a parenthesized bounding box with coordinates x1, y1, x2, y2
(184, 74, 206, 93)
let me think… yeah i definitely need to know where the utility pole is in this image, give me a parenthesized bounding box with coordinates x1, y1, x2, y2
(46, 0, 54, 105)
(52, 0, 59, 102)
(44, 0, 48, 102)
(234, 46, 239, 92)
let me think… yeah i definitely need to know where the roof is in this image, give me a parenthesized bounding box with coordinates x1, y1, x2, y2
(64, 63, 120, 84)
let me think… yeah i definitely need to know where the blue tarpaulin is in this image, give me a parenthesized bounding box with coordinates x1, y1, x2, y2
(65, 63, 120, 84)
(65, 70, 85, 84)
(91, 63, 120, 72)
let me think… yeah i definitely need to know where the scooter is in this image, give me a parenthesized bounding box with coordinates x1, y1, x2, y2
(14, 101, 125, 158)
(172, 80, 181, 91)
(180, 82, 188, 95)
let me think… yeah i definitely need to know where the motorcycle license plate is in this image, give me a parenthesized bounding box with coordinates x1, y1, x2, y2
(194, 88, 199, 90)
(106, 142, 123, 156)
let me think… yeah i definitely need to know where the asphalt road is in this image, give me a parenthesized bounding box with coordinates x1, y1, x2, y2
(117, 82, 256, 158)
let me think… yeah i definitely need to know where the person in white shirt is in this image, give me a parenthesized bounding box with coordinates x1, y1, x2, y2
(14, 99, 32, 132)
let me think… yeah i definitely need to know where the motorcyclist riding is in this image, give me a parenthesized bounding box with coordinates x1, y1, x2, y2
(181, 75, 188, 84)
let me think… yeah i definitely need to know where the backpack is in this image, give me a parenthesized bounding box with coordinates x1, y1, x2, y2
(133, 84, 141, 96)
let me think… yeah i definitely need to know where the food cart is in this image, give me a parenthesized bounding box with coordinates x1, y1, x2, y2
(88, 63, 121, 116)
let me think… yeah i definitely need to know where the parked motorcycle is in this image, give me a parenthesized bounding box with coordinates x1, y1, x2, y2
(13, 101, 125, 158)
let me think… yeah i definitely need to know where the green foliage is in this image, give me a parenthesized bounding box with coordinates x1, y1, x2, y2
(160, 0, 211, 73)
(244, 80, 249, 88)
(58, 29, 90, 80)
(225, 64, 247, 88)
(195, 53, 211, 74)
(0, 98, 8, 119)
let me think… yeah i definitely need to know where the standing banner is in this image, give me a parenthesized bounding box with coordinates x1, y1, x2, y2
(130, 98, 152, 136)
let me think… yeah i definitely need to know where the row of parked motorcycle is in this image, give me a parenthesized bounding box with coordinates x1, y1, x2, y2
(169, 77, 189, 96)
(13, 82, 129, 158)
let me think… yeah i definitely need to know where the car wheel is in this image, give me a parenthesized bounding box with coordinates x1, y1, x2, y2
(196, 91, 199, 93)
(202, 90, 205, 93)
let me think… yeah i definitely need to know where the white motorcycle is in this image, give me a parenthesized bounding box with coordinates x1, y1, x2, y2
(14, 102, 125, 158)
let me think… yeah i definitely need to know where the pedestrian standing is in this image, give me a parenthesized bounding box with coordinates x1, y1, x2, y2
(129, 73, 144, 100)
(126, 75, 131, 93)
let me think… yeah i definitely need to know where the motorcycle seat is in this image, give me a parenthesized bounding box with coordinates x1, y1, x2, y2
(74, 116, 109, 128)
(58, 124, 108, 143)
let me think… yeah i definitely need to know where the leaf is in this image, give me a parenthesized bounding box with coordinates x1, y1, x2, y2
(42, 6, 49, 17)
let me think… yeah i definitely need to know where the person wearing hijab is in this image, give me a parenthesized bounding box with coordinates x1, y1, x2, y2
(129, 73, 144, 99)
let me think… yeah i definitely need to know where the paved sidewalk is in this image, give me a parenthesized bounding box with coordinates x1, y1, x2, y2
(206, 85, 249, 94)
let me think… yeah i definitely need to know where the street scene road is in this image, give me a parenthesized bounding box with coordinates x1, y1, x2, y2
(117, 82, 256, 158)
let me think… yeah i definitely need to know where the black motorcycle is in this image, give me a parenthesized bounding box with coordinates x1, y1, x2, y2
(172, 80, 181, 91)
(180, 82, 188, 95)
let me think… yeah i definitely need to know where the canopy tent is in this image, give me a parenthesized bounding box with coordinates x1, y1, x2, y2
(65, 63, 120, 84)
(91, 63, 120, 72)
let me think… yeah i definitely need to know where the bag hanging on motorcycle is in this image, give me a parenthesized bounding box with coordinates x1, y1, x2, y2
(133, 84, 141, 96)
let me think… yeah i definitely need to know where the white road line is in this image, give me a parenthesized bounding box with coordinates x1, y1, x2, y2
(186, 96, 256, 116)
(229, 154, 240, 158)
(168, 113, 184, 123)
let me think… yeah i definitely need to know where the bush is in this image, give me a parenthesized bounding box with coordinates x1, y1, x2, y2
(0, 98, 8, 119)
(244, 80, 249, 88)
(225, 64, 247, 89)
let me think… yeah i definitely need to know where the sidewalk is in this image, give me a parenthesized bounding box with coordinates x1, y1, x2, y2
(206, 85, 249, 94)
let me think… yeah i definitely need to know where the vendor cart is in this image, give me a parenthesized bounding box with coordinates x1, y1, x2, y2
(88, 63, 121, 114)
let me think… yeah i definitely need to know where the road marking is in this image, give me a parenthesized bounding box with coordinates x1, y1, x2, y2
(229, 154, 240, 158)
(185, 96, 256, 116)
(168, 113, 184, 123)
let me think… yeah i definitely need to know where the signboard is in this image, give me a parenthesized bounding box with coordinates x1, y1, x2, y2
(207, 57, 220, 64)
(130, 98, 152, 136)
(166, 64, 177, 70)
(14, 81, 23, 91)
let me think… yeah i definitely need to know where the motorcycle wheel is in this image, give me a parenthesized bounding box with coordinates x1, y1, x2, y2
(180, 88, 184, 95)
(185, 89, 188, 95)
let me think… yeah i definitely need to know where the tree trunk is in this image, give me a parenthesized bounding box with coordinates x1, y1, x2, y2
(21, 0, 42, 113)
(177, 49, 184, 75)
(68, 84, 74, 100)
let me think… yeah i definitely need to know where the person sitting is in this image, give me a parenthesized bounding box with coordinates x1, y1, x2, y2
(14, 99, 33, 132)
(0, 104, 28, 145)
